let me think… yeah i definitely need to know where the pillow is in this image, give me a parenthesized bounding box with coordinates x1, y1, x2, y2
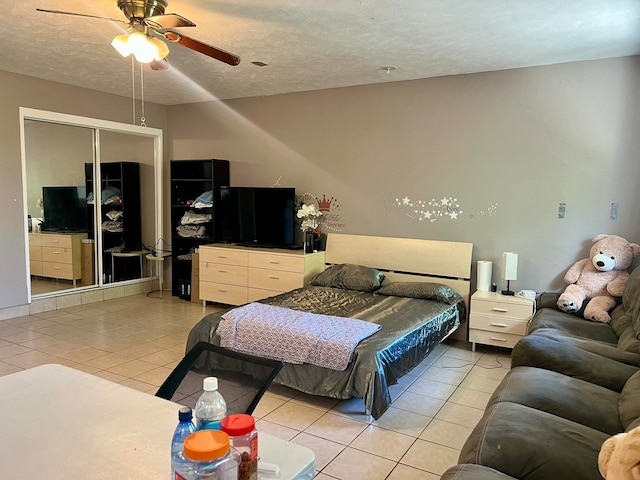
(311, 264, 384, 292)
(377, 282, 462, 305)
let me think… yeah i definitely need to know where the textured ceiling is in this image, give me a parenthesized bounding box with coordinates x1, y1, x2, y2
(2, 0, 640, 105)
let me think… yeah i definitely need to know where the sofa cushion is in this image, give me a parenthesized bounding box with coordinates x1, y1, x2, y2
(511, 335, 639, 392)
(459, 402, 609, 480)
(619, 371, 640, 429)
(530, 328, 640, 365)
(488, 366, 622, 435)
(528, 308, 619, 344)
(621, 265, 640, 337)
(441, 464, 518, 480)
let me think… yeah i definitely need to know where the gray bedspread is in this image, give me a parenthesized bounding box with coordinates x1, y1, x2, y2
(186, 286, 464, 419)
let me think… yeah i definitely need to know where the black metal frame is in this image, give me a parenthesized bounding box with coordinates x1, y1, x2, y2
(155, 341, 284, 415)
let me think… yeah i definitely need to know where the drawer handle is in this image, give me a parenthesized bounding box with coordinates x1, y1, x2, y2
(218, 270, 227, 274)
(218, 289, 227, 293)
(490, 323, 508, 328)
(492, 308, 509, 312)
(217, 255, 228, 259)
(490, 337, 507, 342)
(269, 276, 280, 280)
(269, 261, 280, 265)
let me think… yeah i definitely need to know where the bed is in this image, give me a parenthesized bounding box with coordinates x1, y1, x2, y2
(186, 233, 473, 419)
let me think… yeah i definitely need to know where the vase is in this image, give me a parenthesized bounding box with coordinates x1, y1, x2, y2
(304, 231, 315, 253)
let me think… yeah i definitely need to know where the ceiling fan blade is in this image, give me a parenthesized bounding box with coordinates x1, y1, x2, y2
(35, 8, 126, 23)
(145, 13, 195, 29)
(150, 59, 170, 71)
(163, 31, 240, 66)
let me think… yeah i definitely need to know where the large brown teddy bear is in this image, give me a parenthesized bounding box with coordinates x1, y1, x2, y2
(557, 234, 640, 323)
(598, 425, 640, 480)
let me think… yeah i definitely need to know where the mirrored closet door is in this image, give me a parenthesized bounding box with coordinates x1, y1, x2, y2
(21, 109, 162, 300)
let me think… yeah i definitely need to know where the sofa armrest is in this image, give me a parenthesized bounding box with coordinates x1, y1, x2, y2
(441, 464, 519, 480)
(536, 292, 560, 310)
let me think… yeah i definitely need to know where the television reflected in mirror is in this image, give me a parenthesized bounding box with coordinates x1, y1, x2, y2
(41, 186, 88, 233)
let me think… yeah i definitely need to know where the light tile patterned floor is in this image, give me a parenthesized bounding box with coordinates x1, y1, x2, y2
(0, 293, 511, 479)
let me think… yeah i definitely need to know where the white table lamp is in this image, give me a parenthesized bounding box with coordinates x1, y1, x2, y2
(501, 252, 518, 296)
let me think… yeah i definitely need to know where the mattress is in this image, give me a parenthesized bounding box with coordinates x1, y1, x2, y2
(186, 285, 465, 419)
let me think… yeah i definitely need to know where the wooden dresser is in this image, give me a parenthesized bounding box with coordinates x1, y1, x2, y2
(468, 291, 535, 351)
(29, 232, 87, 286)
(199, 244, 326, 305)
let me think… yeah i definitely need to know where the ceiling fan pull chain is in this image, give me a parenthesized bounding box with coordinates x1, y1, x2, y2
(140, 62, 146, 127)
(131, 55, 136, 126)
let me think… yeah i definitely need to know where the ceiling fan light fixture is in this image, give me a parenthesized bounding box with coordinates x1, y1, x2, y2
(112, 31, 169, 63)
(111, 33, 132, 57)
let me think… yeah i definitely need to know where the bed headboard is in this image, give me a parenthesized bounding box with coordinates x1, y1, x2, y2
(325, 233, 473, 305)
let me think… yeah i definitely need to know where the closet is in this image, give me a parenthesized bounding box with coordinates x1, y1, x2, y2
(170, 159, 230, 297)
(85, 161, 142, 282)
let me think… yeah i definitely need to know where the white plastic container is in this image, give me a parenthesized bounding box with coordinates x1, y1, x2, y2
(172, 430, 238, 480)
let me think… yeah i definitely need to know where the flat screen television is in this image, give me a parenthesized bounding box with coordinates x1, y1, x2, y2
(219, 187, 298, 248)
(41, 186, 88, 233)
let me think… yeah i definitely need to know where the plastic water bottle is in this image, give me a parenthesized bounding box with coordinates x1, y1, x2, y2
(195, 377, 227, 430)
(171, 407, 196, 479)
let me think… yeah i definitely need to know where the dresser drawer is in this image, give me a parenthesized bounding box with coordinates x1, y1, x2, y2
(29, 234, 43, 246)
(41, 234, 73, 249)
(469, 328, 522, 349)
(29, 244, 42, 261)
(200, 247, 248, 266)
(41, 246, 73, 264)
(200, 282, 248, 306)
(200, 262, 248, 286)
(248, 288, 284, 303)
(248, 252, 304, 273)
(30, 260, 43, 276)
(470, 313, 528, 336)
(470, 300, 532, 320)
(248, 268, 303, 292)
(42, 261, 74, 280)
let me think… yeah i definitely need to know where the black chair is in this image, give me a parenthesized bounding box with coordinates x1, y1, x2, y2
(156, 341, 284, 415)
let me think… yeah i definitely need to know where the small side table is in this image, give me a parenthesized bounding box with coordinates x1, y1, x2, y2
(468, 291, 535, 351)
(111, 250, 148, 283)
(146, 253, 171, 297)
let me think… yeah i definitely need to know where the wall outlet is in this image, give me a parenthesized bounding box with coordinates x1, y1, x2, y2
(558, 203, 566, 219)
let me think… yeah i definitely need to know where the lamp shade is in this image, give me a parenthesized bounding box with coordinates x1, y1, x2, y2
(501, 252, 518, 281)
(111, 32, 169, 63)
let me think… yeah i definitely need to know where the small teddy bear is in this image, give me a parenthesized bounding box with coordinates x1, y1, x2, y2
(557, 234, 640, 323)
(598, 425, 640, 480)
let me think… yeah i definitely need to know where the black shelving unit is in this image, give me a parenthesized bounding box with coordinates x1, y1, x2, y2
(85, 161, 142, 282)
(170, 159, 230, 297)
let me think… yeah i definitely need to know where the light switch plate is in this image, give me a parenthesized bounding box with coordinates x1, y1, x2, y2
(558, 203, 566, 219)
(611, 203, 618, 220)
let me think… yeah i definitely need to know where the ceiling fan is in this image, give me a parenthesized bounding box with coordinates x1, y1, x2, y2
(37, 0, 240, 68)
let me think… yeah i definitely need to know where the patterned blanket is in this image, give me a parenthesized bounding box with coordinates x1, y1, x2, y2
(217, 302, 381, 371)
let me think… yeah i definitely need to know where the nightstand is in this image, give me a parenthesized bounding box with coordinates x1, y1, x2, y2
(469, 291, 535, 351)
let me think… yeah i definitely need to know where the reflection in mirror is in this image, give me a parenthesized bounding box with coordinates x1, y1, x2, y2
(24, 120, 96, 295)
(24, 117, 160, 298)
(97, 131, 155, 284)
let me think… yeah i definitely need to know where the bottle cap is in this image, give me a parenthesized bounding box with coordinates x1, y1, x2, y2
(203, 377, 218, 391)
(221, 414, 256, 436)
(178, 406, 193, 423)
(183, 430, 230, 462)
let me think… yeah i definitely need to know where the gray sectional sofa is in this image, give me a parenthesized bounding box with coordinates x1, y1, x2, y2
(441, 267, 640, 480)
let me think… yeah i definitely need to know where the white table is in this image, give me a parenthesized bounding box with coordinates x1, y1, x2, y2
(0, 364, 314, 479)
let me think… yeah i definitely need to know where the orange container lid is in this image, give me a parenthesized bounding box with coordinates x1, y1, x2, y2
(221, 414, 256, 436)
(183, 430, 230, 462)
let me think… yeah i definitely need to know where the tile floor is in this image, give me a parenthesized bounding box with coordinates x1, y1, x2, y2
(0, 293, 511, 479)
